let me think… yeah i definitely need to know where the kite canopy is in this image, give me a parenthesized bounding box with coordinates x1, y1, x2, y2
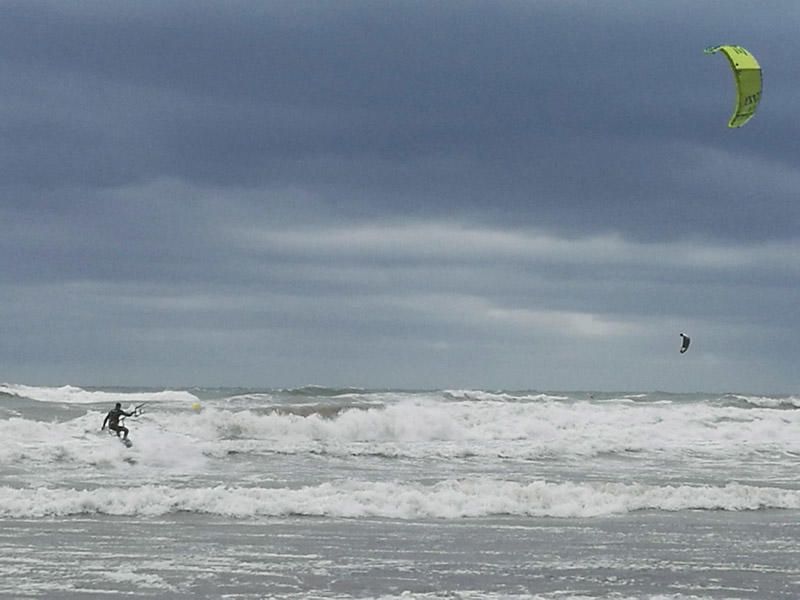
(704, 45, 762, 128)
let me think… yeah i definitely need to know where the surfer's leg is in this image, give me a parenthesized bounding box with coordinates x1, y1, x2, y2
(120, 426, 129, 439)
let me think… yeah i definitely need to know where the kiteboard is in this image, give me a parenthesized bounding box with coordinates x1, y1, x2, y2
(120, 437, 133, 448)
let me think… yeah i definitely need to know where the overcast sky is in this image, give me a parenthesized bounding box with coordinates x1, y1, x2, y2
(2, 1, 799, 392)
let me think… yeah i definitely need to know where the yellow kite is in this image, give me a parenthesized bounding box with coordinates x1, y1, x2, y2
(704, 45, 762, 128)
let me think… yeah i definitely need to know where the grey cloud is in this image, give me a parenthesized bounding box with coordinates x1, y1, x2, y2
(2, 1, 799, 390)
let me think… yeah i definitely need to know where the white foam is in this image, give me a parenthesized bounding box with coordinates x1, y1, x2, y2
(101, 568, 176, 591)
(444, 390, 568, 402)
(0, 383, 199, 405)
(4, 394, 800, 467)
(1, 479, 797, 519)
(168, 396, 800, 459)
(0, 411, 208, 476)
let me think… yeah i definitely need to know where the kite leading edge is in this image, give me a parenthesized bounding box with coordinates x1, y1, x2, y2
(704, 45, 762, 128)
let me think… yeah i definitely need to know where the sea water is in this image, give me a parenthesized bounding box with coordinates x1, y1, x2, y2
(1, 384, 798, 598)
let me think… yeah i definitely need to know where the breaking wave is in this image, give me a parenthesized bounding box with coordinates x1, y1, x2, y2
(2, 479, 797, 519)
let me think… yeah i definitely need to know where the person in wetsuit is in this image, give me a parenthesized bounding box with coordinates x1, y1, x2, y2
(102, 402, 133, 440)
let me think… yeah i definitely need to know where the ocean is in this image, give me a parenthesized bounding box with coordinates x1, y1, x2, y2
(1, 384, 798, 599)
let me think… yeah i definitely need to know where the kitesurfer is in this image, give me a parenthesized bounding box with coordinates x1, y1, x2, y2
(102, 402, 133, 440)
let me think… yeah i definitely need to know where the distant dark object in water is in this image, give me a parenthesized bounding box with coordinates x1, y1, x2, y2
(679, 333, 691, 354)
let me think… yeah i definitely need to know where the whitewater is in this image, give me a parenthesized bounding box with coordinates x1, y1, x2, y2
(1, 384, 798, 599)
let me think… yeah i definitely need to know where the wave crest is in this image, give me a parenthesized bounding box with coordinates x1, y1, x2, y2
(0, 383, 199, 405)
(2, 479, 797, 519)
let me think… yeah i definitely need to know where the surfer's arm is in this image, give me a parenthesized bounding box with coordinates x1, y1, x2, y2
(101, 414, 109, 430)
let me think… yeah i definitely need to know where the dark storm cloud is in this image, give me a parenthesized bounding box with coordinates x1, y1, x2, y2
(2, 1, 798, 239)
